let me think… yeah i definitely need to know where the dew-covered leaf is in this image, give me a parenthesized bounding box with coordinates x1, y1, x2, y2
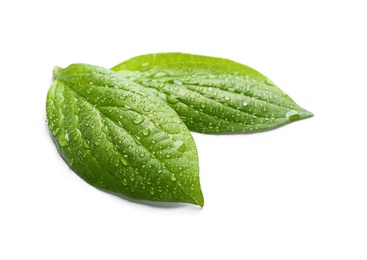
(46, 64, 203, 206)
(112, 53, 313, 133)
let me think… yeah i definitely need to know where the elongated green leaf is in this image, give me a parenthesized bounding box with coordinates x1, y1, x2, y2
(46, 64, 203, 206)
(112, 53, 313, 133)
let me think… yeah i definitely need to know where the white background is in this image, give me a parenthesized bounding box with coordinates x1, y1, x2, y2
(1, 1, 366, 259)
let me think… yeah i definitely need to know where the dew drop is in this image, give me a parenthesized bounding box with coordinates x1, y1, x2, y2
(170, 174, 177, 182)
(52, 127, 59, 136)
(122, 179, 128, 186)
(166, 94, 179, 104)
(133, 115, 145, 125)
(177, 143, 186, 152)
(224, 95, 231, 101)
(142, 128, 150, 136)
(242, 100, 248, 106)
(265, 78, 275, 86)
(130, 174, 136, 181)
(59, 133, 69, 147)
(133, 135, 142, 145)
(286, 110, 300, 121)
(83, 140, 90, 149)
(139, 151, 146, 158)
(149, 187, 155, 195)
(154, 72, 167, 78)
(174, 79, 182, 85)
(120, 156, 129, 166)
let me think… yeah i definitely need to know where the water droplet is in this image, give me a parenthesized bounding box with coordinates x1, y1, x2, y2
(142, 62, 149, 67)
(52, 127, 59, 136)
(242, 100, 248, 106)
(149, 187, 155, 195)
(83, 140, 90, 149)
(133, 135, 142, 145)
(142, 128, 150, 136)
(170, 174, 177, 182)
(139, 151, 146, 158)
(133, 115, 145, 125)
(102, 126, 108, 135)
(166, 94, 179, 104)
(130, 174, 136, 181)
(265, 78, 274, 86)
(286, 110, 300, 121)
(174, 79, 182, 85)
(224, 95, 231, 101)
(69, 158, 74, 166)
(165, 153, 172, 159)
(59, 133, 69, 147)
(154, 72, 167, 78)
(177, 143, 186, 152)
(200, 103, 206, 109)
(120, 156, 129, 166)
(122, 179, 128, 186)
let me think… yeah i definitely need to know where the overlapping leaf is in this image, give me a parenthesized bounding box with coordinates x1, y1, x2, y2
(112, 53, 313, 133)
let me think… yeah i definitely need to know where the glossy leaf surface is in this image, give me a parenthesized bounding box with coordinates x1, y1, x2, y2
(46, 64, 203, 206)
(112, 53, 313, 133)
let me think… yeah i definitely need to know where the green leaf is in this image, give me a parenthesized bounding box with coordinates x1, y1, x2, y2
(112, 53, 313, 134)
(46, 64, 204, 206)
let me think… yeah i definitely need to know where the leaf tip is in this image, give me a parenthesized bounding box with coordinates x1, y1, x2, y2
(196, 197, 204, 208)
(193, 190, 204, 207)
(299, 108, 314, 120)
